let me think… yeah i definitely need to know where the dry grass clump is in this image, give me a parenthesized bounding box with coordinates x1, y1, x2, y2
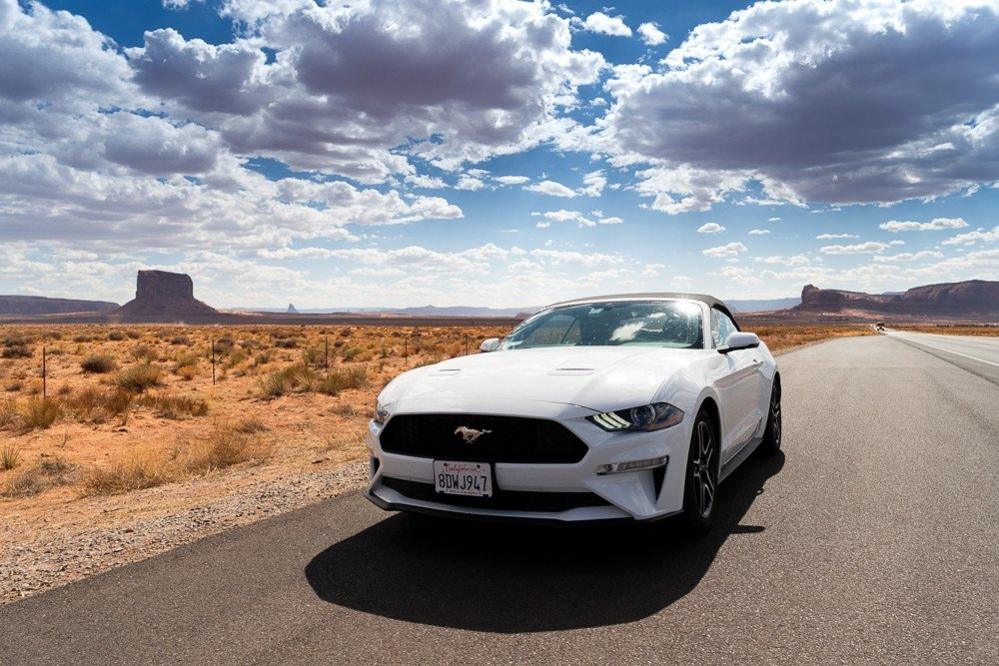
(63, 387, 133, 423)
(79, 458, 171, 496)
(0, 398, 17, 428)
(235, 418, 268, 434)
(1, 445, 21, 470)
(1, 456, 77, 497)
(258, 363, 317, 398)
(131, 344, 157, 363)
(316, 366, 368, 396)
(2, 342, 31, 358)
(80, 354, 117, 374)
(19, 397, 62, 431)
(81, 424, 270, 496)
(135, 392, 209, 419)
(172, 353, 200, 374)
(107, 330, 126, 341)
(115, 363, 163, 392)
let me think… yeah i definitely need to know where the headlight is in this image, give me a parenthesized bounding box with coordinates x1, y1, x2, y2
(587, 401, 684, 432)
(373, 400, 389, 425)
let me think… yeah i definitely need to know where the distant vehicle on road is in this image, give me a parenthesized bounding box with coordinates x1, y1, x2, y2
(875, 322, 886, 332)
(365, 293, 781, 531)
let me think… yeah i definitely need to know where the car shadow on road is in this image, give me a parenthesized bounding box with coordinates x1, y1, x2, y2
(305, 452, 784, 633)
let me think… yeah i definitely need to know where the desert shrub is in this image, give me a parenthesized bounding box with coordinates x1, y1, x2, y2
(131, 344, 156, 362)
(274, 338, 299, 349)
(115, 364, 162, 392)
(258, 363, 315, 398)
(1, 445, 21, 470)
(176, 365, 198, 381)
(1, 343, 31, 358)
(19, 397, 61, 430)
(223, 349, 247, 369)
(183, 426, 269, 474)
(173, 353, 199, 371)
(170, 335, 192, 346)
(80, 458, 171, 496)
(341, 347, 361, 362)
(72, 334, 95, 343)
(316, 366, 368, 396)
(236, 419, 268, 433)
(302, 346, 326, 367)
(330, 403, 356, 417)
(80, 354, 117, 374)
(64, 387, 133, 423)
(5, 381, 23, 392)
(126, 329, 142, 339)
(107, 330, 126, 341)
(0, 399, 17, 428)
(135, 393, 209, 419)
(1, 456, 76, 497)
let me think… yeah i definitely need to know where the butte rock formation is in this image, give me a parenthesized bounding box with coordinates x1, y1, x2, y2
(116, 270, 218, 321)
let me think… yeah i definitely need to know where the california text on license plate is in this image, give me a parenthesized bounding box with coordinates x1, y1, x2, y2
(433, 460, 493, 497)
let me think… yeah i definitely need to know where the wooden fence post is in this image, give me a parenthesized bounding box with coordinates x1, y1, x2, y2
(211, 339, 216, 385)
(42, 346, 47, 399)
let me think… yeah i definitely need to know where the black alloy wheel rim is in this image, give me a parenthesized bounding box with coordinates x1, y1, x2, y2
(692, 420, 716, 518)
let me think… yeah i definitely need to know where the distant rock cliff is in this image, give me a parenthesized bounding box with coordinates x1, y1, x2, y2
(116, 270, 217, 321)
(0, 295, 118, 316)
(795, 280, 999, 317)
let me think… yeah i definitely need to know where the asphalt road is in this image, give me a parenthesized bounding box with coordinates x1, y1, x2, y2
(3, 335, 998, 664)
(886, 329, 999, 385)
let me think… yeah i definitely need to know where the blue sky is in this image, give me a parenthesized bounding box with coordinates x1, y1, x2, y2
(1, 0, 998, 308)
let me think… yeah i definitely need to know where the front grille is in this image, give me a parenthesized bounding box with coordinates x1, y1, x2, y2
(379, 414, 589, 464)
(381, 477, 610, 512)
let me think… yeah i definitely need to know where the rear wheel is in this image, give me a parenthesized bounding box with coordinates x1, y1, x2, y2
(681, 411, 718, 535)
(758, 377, 782, 457)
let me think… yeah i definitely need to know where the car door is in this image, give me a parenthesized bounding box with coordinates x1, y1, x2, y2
(710, 307, 765, 462)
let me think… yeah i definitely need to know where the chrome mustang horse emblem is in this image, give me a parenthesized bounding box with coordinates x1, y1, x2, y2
(454, 426, 492, 443)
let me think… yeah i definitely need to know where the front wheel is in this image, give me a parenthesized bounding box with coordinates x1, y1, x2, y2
(758, 377, 782, 456)
(681, 411, 718, 535)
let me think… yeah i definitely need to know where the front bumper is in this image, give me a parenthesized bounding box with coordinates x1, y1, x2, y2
(364, 402, 691, 524)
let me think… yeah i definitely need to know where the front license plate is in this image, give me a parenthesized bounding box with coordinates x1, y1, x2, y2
(433, 460, 493, 497)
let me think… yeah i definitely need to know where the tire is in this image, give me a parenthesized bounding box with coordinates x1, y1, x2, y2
(758, 377, 782, 457)
(681, 410, 718, 535)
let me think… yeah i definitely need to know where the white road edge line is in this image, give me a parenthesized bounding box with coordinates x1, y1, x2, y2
(888, 333, 999, 368)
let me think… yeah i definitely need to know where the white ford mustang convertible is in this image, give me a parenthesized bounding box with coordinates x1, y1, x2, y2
(365, 293, 781, 531)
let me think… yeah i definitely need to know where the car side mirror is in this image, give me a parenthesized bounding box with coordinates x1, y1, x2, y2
(479, 337, 501, 353)
(719, 331, 760, 354)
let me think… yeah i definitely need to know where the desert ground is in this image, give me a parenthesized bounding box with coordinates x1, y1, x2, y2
(0, 320, 948, 601)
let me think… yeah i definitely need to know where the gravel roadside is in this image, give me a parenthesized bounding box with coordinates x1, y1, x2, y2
(1, 461, 368, 604)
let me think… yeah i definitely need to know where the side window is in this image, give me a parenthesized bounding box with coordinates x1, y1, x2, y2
(711, 308, 738, 348)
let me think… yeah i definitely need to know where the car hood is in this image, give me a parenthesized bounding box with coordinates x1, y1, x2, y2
(381, 346, 709, 413)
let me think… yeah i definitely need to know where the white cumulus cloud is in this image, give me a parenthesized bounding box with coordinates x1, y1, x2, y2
(581, 11, 632, 37)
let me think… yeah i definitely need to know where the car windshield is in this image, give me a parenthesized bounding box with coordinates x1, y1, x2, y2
(501, 300, 704, 350)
